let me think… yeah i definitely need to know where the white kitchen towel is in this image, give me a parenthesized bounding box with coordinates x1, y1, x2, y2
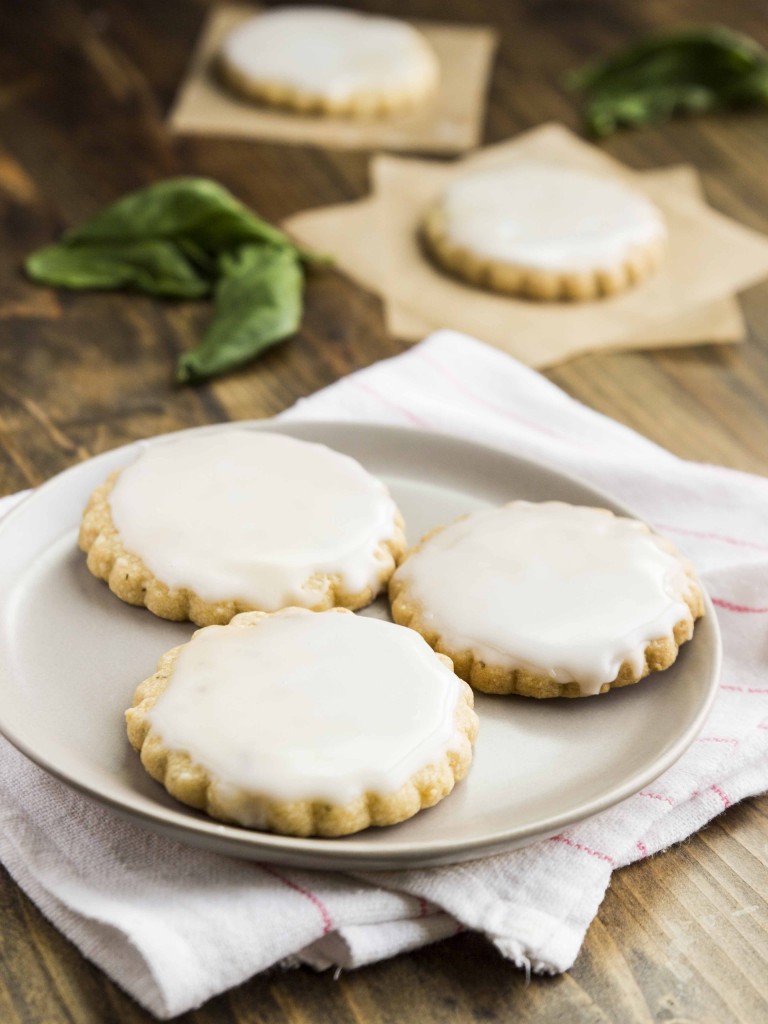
(1, 329, 766, 1019)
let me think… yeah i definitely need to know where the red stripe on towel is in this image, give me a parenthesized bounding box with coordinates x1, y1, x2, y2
(639, 791, 675, 806)
(653, 523, 768, 554)
(259, 865, 334, 935)
(710, 784, 731, 810)
(549, 834, 615, 865)
(348, 379, 431, 429)
(712, 598, 768, 614)
(417, 348, 582, 445)
(416, 896, 431, 918)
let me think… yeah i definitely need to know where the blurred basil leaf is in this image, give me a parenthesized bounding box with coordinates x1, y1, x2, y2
(65, 177, 293, 253)
(177, 244, 303, 384)
(25, 178, 324, 381)
(570, 26, 768, 137)
(25, 239, 211, 298)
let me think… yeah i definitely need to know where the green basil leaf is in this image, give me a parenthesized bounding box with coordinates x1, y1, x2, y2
(176, 244, 303, 383)
(24, 240, 211, 298)
(24, 176, 324, 382)
(66, 177, 294, 254)
(570, 26, 768, 136)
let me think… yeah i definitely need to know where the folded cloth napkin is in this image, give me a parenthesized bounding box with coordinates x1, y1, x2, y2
(1, 330, 767, 1019)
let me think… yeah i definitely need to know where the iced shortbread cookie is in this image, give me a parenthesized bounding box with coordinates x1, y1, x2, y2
(80, 430, 405, 626)
(390, 501, 704, 698)
(219, 7, 440, 117)
(421, 163, 667, 300)
(126, 608, 478, 836)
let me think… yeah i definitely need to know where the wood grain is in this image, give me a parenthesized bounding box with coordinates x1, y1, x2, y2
(0, 0, 766, 1021)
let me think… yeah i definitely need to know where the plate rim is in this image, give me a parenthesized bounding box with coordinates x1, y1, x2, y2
(0, 419, 722, 868)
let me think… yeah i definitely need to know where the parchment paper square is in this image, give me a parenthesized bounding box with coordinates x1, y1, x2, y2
(168, 5, 498, 153)
(286, 125, 766, 368)
(384, 166, 745, 347)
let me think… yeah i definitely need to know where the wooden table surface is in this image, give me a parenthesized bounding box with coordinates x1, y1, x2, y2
(1, 0, 767, 1020)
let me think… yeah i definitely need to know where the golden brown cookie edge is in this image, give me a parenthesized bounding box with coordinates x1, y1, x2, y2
(126, 608, 479, 837)
(216, 27, 440, 119)
(420, 202, 667, 302)
(389, 505, 706, 698)
(80, 471, 407, 626)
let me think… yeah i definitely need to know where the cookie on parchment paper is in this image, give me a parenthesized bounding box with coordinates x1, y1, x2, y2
(79, 429, 406, 626)
(126, 607, 478, 837)
(389, 501, 704, 698)
(219, 7, 440, 117)
(421, 163, 667, 301)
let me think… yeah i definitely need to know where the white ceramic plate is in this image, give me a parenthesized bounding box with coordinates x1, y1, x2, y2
(0, 421, 720, 870)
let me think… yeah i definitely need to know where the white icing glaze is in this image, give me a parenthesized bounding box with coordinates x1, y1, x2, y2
(108, 430, 400, 609)
(148, 609, 464, 809)
(436, 164, 666, 272)
(395, 502, 694, 695)
(222, 7, 438, 104)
